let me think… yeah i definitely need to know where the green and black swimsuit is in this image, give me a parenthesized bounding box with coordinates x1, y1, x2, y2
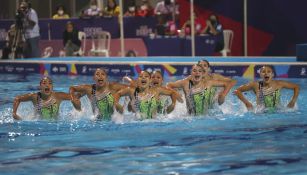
(258, 81, 281, 112)
(187, 80, 215, 116)
(133, 88, 158, 120)
(91, 84, 114, 120)
(36, 92, 59, 120)
(157, 95, 170, 114)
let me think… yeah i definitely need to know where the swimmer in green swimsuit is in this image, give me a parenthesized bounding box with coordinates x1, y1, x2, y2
(150, 70, 181, 114)
(234, 65, 300, 112)
(167, 64, 234, 116)
(187, 59, 236, 108)
(13, 77, 76, 120)
(114, 71, 183, 120)
(69, 68, 128, 120)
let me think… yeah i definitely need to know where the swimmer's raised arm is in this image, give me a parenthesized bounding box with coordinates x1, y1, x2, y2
(109, 82, 129, 92)
(122, 76, 136, 87)
(166, 78, 188, 89)
(208, 79, 235, 105)
(234, 82, 257, 110)
(276, 80, 300, 108)
(157, 87, 183, 113)
(113, 87, 133, 114)
(13, 93, 36, 120)
(69, 85, 91, 111)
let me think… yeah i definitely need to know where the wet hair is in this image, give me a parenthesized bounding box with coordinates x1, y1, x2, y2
(40, 77, 53, 85)
(151, 70, 163, 79)
(191, 64, 203, 71)
(260, 65, 274, 72)
(197, 59, 210, 67)
(140, 70, 151, 77)
(94, 68, 107, 75)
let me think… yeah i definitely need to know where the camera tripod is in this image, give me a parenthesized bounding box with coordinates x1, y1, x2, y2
(11, 25, 24, 60)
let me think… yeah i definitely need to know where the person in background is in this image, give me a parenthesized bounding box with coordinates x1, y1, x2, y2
(125, 50, 137, 57)
(13, 77, 79, 120)
(1, 24, 24, 59)
(202, 14, 224, 52)
(181, 12, 203, 36)
(19, 1, 40, 58)
(124, 3, 136, 17)
(84, 0, 103, 17)
(63, 21, 81, 56)
(104, 0, 120, 17)
(137, 0, 153, 17)
(234, 66, 300, 113)
(52, 5, 70, 19)
(154, 0, 179, 20)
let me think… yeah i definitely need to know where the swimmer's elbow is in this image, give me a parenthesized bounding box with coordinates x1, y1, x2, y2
(233, 89, 241, 96)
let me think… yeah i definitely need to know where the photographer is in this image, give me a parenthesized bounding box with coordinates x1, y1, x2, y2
(18, 1, 40, 58)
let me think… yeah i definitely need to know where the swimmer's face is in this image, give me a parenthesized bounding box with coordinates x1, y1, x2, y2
(260, 66, 274, 83)
(151, 72, 163, 87)
(198, 61, 209, 74)
(40, 78, 53, 95)
(93, 69, 107, 87)
(191, 65, 203, 82)
(137, 71, 151, 88)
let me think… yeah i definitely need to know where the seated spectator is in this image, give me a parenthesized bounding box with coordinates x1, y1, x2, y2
(202, 14, 224, 52)
(155, 14, 166, 36)
(124, 4, 136, 17)
(104, 0, 120, 17)
(63, 22, 81, 56)
(1, 24, 23, 59)
(84, 0, 103, 18)
(52, 5, 70, 19)
(137, 0, 153, 17)
(165, 20, 178, 36)
(126, 50, 137, 57)
(181, 12, 203, 36)
(154, 0, 179, 21)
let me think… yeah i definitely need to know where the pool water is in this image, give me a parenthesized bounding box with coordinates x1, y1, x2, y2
(1, 74, 307, 174)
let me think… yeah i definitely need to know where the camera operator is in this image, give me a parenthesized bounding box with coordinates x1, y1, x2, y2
(18, 1, 40, 58)
(202, 14, 224, 52)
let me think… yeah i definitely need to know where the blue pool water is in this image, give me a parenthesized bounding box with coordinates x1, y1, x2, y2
(1, 74, 307, 174)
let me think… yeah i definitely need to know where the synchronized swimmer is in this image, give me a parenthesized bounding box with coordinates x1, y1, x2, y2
(12, 62, 300, 121)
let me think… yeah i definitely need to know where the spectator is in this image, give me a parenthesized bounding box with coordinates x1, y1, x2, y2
(154, 0, 179, 21)
(126, 50, 137, 57)
(181, 12, 203, 36)
(202, 14, 224, 52)
(104, 0, 120, 17)
(155, 14, 166, 36)
(52, 5, 70, 19)
(84, 0, 103, 17)
(124, 4, 136, 17)
(63, 21, 81, 56)
(137, 0, 153, 17)
(19, 1, 40, 58)
(1, 24, 23, 59)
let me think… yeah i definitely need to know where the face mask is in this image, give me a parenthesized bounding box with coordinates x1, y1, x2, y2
(58, 10, 64, 15)
(91, 5, 97, 10)
(129, 7, 135, 12)
(141, 5, 147, 10)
